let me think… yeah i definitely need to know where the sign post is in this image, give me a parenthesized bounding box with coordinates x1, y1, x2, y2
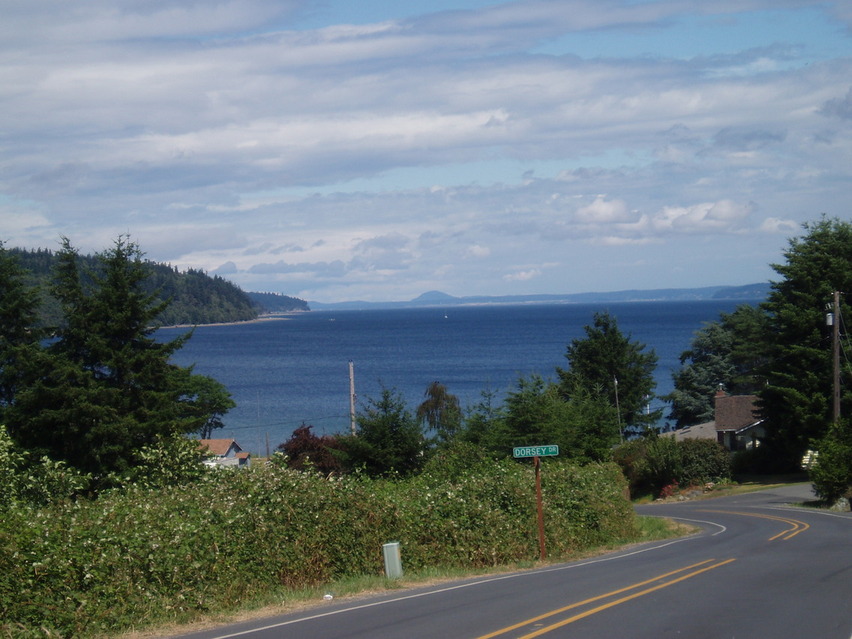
(512, 445, 559, 560)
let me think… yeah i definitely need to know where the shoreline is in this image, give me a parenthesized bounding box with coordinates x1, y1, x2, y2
(158, 312, 305, 330)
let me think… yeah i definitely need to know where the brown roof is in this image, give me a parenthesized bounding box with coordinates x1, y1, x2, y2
(714, 393, 760, 432)
(198, 439, 242, 456)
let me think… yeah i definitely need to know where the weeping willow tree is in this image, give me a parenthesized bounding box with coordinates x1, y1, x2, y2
(417, 381, 462, 444)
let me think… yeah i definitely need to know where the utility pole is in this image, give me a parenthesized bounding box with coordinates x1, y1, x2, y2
(614, 376, 623, 442)
(832, 290, 841, 425)
(349, 360, 357, 435)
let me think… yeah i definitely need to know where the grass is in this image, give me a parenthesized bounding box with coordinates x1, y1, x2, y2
(114, 514, 690, 639)
(632, 474, 811, 504)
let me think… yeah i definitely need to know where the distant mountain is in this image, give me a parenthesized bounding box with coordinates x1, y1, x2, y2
(309, 283, 771, 311)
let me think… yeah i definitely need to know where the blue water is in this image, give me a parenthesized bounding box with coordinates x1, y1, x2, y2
(160, 300, 749, 454)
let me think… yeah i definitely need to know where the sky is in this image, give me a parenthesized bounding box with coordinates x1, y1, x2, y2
(1, 1, 851, 303)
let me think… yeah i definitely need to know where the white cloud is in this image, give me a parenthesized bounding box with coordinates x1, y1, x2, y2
(0, 1, 849, 301)
(466, 244, 491, 258)
(575, 196, 632, 223)
(651, 200, 753, 234)
(504, 268, 542, 282)
(759, 217, 800, 234)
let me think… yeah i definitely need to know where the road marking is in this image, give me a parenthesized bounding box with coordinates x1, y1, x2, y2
(476, 558, 736, 639)
(699, 509, 810, 540)
(655, 515, 727, 536)
(189, 537, 711, 639)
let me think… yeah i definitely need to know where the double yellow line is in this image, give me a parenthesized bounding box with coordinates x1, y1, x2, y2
(477, 558, 735, 639)
(699, 509, 810, 540)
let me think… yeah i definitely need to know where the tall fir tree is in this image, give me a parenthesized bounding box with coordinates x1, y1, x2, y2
(557, 311, 660, 436)
(337, 387, 425, 477)
(758, 217, 852, 469)
(0, 242, 44, 413)
(666, 303, 769, 428)
(4, 237, 232, 480)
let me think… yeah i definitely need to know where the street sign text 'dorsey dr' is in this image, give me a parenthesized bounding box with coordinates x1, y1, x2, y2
(512, 445, 559, 459)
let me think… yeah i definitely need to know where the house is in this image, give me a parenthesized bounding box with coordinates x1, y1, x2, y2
(668, 390, 765, 452)
(713, 390, 765, 451)
(199, 438, 251, 468)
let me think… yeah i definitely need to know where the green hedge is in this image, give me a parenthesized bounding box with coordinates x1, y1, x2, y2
(0, 455, 636, 637)
(614, 437, 732, 497)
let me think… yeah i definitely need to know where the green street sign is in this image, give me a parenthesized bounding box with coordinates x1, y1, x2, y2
(512, 445, 559, 459)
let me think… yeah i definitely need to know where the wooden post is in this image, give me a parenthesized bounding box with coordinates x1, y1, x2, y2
(833, 290, 841, 425)
(349, 360, 357, 435)
(535, 456, 546, 561)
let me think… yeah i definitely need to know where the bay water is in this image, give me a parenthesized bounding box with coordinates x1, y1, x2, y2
(161, 299, 751, 455)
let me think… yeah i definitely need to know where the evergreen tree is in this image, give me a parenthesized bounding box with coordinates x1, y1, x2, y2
(337, 388, 425, 477)
(557, 311, 660, 436)
(498, 375, 563, 451)
(666, 304, 769, 427)
(5, 237, 232, 480)
(759, 217, 852, 469)
(483, 375, 618, 462)
(185, 375, 236, 439)
(456, 387, 504, 449)
(0, 243, 44, 413)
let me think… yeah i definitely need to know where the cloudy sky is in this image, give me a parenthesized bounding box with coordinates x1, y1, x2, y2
(2, 1, 851, 302)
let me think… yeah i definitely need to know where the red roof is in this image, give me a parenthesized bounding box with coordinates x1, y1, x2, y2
(198, 439, 243, 456)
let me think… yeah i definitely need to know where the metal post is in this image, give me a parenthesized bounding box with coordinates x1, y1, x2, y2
(382, 542, 403, 579)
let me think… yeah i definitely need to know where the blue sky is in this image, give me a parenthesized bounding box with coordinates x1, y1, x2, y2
(1, 1, 851, 302)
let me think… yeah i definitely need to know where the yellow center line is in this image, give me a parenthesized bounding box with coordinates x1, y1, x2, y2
(475, 559, 732, 639)
(515, 559, 736, 639)
(699, 509, 810, 540)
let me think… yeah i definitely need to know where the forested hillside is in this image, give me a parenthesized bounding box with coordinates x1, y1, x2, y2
(246, 290, 309, 313)
(8, 247, 301, 326)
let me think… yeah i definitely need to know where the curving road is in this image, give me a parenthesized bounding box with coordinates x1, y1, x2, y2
(166, 484, 851, 639)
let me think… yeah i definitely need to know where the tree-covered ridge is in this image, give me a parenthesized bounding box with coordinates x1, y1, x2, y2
(246, 290, 310, 313)
(145, 263, 255, 326)
(7, 247, 306, 326)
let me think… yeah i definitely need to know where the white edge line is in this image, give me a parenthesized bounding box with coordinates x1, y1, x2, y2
(658, 516, 728, 536)
(197, 535, 714, 639)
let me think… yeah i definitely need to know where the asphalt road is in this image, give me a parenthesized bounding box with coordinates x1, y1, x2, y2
(165, 484, 851, 639)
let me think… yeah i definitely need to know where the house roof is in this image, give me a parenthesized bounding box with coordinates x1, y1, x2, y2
(198, 439, 243, 456)
(671, 421, 718, 441)
(714, 393, 761, 432)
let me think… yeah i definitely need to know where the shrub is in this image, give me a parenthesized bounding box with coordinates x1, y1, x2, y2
(810, 425, 852, 504)
(678, 439, 731, 486)
(612, 438, 649, 497)
(614, 436, 732, 497)
(0, 424, 90, 507)
(0, 457, 638, 637)
(643, 436, 683, 494)
(277, 424, 343, 475)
